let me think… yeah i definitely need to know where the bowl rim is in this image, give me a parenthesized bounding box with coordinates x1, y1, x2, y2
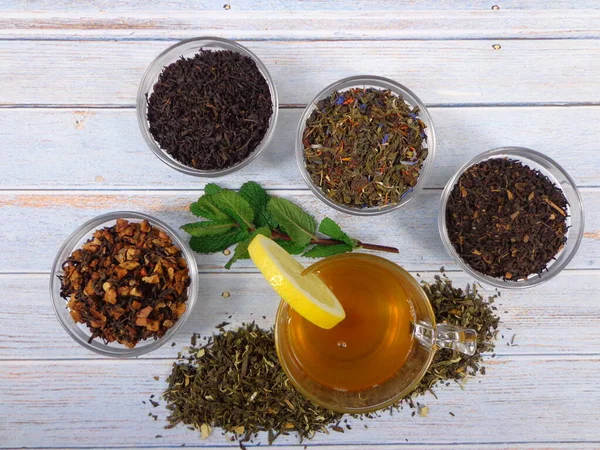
(136, 36, 279, 178)
(50, 211, 199, 357)
(295, 74, 436, 216)
(438, 146, 585, 289)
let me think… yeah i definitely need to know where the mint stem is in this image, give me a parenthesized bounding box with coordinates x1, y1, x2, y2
(356, 241, 400, 254)
(270, 230, 399, 254)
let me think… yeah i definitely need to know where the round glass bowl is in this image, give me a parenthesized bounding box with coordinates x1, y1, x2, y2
(137, 37, 279, 177)
(439, 147, 584, 289)
(50, 211, 199, 357)
(295, 75, 436, 216)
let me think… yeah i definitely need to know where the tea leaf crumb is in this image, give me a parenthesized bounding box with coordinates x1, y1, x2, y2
(201, 423, 212, 439)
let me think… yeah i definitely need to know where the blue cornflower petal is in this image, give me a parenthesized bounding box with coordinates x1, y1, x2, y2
(382, 134, 390, 144)
(409, 113, 418, 120)
(335, 96, 345, 105)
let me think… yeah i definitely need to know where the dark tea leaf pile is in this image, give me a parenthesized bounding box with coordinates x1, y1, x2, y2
(302, 88, 428, 209)
(157, 274, 500, 445)
(147, 49, 273, 171)
(445, 158, 569, 280)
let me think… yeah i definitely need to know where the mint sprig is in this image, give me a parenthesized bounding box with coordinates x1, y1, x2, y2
(185, 182, 399, 268)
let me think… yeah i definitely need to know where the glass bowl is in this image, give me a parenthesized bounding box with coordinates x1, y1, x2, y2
(50, 211, 199, 357)
(439, 147, 584, 289)
(137, 37, 279, 177)
(295, 75, 436, 216)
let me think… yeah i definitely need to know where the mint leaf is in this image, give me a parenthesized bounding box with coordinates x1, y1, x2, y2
(318, 217, 355, 247)
(190, 195, 231, 221)
(181, 220, 237, 237)
(225, 227, 271, 269)
(267, 198, 315, 247)
(204, 183, 223, 195)
(189, 228, 248, 253)
(239, 181, 277, 228)
(303, 243, 353, 258)
(274, 239, 306, 255)
(211, 190, 255, 229)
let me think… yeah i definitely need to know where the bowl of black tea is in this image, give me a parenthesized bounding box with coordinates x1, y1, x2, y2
(137, 37, 278, 177)
(439, 147, 584, 289)
(296, 75, 436, 216)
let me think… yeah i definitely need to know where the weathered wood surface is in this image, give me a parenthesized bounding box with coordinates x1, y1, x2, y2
(1, 271, 599, 361)
(1, 40, 600, 106)
(0, 189, 597, 273)
(1, 107, 599, 190)
(2, 10, 600, 40)
(1, 0, 599, 448)
(3, 0, 600, 11)
(1, 356, 599, 447)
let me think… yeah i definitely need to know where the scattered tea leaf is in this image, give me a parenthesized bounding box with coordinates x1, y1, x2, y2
(162, 324, 342, 446)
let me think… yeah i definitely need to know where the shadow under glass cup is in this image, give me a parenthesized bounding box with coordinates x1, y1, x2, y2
(274, 253, 475, 414)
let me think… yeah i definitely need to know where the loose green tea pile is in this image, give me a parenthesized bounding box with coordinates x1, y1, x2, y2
(182, 181, 398, 268)
(157, 274, 499, 445)
(302, 88, 428, 208)
(446, 158, 569, 280)
(412, 273, 500, 396)
(163, 324, 342, 445)
(59, 219, 190, 348)
(147, 49, 273, 171)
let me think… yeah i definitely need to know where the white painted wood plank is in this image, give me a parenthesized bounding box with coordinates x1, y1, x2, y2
(2, 0, 599, 11)
(1, 271, 599, 360)
(1, 356, 598, 447)
(2, 10, 599, 40)
(1, 40, 599, 106)
(138, 445, 600, 450)
(134, 446, 600, 450)
(0, 190, 597, 273)
(1, 106, 598, 190)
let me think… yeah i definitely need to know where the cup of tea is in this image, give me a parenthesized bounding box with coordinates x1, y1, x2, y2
(274, 253, 477, 413)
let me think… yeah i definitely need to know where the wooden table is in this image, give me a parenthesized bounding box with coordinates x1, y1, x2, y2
(1, 1, 599, 449)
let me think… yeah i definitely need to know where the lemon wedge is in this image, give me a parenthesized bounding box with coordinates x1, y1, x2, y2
(248, 234, 345, 329)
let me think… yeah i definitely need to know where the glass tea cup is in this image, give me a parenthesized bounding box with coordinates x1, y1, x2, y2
(274, 253, 476, 414)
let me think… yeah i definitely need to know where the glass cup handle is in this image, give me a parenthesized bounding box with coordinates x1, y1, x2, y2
(413, 321, 477, 356)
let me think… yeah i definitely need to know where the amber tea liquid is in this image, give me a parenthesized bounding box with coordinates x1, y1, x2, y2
(287, 255, 415, 392)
